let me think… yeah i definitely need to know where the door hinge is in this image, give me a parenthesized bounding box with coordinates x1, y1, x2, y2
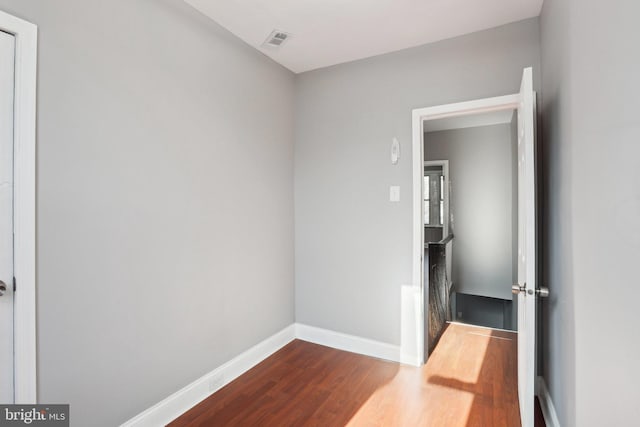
(13, 276, 16, 292)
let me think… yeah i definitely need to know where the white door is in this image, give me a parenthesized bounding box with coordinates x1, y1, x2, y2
(0, 29, 15, 403)
(515, 67, 537, 427)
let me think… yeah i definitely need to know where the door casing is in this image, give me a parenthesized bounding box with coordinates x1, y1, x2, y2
(0, 9, 37, 404)
(410, 93, 521, 366)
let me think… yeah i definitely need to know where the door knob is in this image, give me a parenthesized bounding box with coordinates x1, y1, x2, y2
(536, 287, 550, 298)
(512, 284, 526, 295)
(0, 280, 6, 297)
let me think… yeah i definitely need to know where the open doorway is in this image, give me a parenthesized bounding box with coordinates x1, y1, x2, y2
(411, 92, 525, 361)
(412, 69, 541, 427)
(424, 108, 519, 341)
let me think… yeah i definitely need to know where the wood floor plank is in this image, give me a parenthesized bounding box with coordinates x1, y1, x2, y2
(169, 323, 541, 427)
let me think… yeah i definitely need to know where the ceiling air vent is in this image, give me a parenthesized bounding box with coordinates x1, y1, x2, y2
(262, 30, 291, 48)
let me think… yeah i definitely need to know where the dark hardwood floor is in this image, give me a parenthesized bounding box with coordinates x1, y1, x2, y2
(535, 397, 545, 427)
(170, 323, 545, 426)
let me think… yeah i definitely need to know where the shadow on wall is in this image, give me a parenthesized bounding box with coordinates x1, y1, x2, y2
(539, 79, 576, 425)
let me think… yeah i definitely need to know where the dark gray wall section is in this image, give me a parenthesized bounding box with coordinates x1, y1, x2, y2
(0, 0, 295, 426)
(540, 0, 640, 425)
(424, 227, 443, 243)
(425, 124, 515, 301)
(295, 18, 541, 345)
(539, 1, 578, 426)
(455, 293, 514, 330)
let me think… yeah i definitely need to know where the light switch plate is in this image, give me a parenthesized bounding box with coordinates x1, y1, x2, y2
(389, 186, 400, 202)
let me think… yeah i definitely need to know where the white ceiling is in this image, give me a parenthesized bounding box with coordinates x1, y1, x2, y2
(424, 109, 515, 133)
(184, 0, 544, 73)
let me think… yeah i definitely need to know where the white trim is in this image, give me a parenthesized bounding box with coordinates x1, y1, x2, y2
(413, 94, 520, 123)
(412, 93, 520, 366)
(0, 9, 37, 404)
(422, 160, 449, 236)
(447, 321, 516, 335)
(536, 376, 561, 427)
(120, 325, 296, 427)
(295, 323, 402, 364)
(411, 108, 426, 364)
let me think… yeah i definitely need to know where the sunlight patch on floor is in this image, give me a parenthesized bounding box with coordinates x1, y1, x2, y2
(345, 325, 497, 426)
(425, 325, 491, 386)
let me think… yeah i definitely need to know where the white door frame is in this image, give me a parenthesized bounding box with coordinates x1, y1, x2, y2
(0, 9, 37, 403)
(422, 160, 449, 237)
(410, 93, 520, 365)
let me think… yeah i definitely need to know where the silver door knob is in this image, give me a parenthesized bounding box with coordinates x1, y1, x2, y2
(0, 280, 6, 297)
(536, 287, 550, 298)
(512, 284, 526, 295)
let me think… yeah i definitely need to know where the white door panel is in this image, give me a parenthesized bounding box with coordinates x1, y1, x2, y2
(0, 29, 15, 403)
(516, 67, 537, 427)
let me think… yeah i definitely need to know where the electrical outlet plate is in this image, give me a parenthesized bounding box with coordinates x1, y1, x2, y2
(390, 186, 400, 202)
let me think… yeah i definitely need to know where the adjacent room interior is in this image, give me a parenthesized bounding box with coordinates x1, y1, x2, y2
(424, 109, 520, 341)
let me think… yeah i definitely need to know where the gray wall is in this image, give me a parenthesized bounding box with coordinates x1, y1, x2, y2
(425, 124, 515, 301)
(540, 0, 640, 425)
(0, 0, 295, 425)
(539, 0, 575, 424)
(571, 2, 640, 423)
(295, 18, 541, 345)
(541, 0, 640, 426)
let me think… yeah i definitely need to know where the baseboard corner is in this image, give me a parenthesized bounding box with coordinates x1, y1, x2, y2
(120, 324, 296, 427)
(294, 323, 402, 363)
(536, 376, 561, 427)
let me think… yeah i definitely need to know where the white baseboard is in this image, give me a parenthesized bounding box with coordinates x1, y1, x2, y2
(120, 325, 296, 427)
(121, 323, 406, 426)
(536, 376, 561, 427)
(295, 323, 402, 363)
